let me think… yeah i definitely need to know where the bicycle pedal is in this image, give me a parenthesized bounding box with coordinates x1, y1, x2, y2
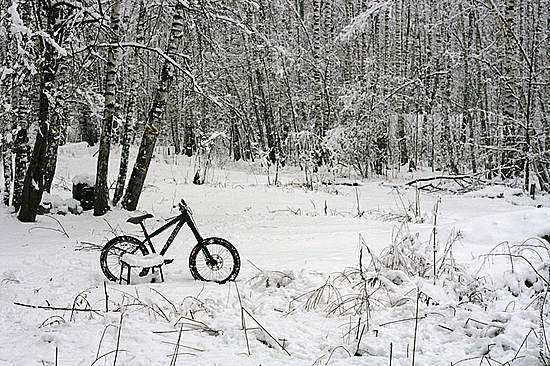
(163, 259, 174, 265)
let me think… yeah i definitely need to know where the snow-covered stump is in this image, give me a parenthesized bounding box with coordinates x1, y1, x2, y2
(72, 174, 95, 211)
(119, 253, 165, 285)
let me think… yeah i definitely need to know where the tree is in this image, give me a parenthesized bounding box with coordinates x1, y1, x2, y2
(94, 0, 122, 216)
(18, 1, 72, 222)
(122, 2, 185, 211)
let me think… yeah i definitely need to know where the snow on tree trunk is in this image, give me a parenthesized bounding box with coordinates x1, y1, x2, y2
(122, 3, 185, 211)
(18, 2, 67, 222)
(501, 0, 520, 177)
(94, 0, 122, 216)
(113, 0, 144, 207)
(311, 0, 323, 166)
(2, 132, 13, 206)
(18, 75, 54, 222)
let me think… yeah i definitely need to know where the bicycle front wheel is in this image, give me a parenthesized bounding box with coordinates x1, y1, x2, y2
(100, 235, 149, 282)
(189, 237, 240, 283)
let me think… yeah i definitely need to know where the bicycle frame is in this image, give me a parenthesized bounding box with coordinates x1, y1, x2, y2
(137, 206, 204, 257)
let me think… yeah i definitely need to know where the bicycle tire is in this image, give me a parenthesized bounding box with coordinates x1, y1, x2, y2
(189, 237, 240, 284)
(100, 235, 149, 282)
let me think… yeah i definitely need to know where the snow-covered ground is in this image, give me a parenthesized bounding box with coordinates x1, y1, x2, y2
(1, 143, 550, 365)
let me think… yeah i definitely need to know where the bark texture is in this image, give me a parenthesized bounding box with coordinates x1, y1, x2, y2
(122, 3, 185, 211)
(94, 0, 122, 215)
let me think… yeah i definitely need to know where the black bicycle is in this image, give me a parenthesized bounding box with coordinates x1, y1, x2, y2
(100, 199, 240, 284)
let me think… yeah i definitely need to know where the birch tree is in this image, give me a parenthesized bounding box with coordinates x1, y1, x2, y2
(94, 0, 122, 216)
(122, 2, 185, 211)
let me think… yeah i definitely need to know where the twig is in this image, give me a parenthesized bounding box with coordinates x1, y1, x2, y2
(96, 324, 117, 359)
(113, 313, 123, 366)
(235, 283, 250, 356)
(242, 308, 291, 356)
(405, 175, 473, 186)
(161, 341, 204, 352)
(437, 324, 453, 332)
(150, 288, 177, 314)
(379, 316, 427, 327)
(44, 215, 70, 238)
(324, 346, 351, 365)
(75, 241, 103, 252)
(169, 324, 184, 366)
(71, 290, 93, 321)
(507, 328, 537, 363)
(354, 324, 366, 356)
(109, 288, 169, 321)
(412, 289, 420, 366)
(432, 198, 440, 283)
(355, 187, 364, 217)
(246, 259, 264, 273)
(39, 315, 65, 328)
(90, 350, 128, 366)
(480, 253, 550, 286)
(104, 282, 109, 312)
(14, 301, 102, 314)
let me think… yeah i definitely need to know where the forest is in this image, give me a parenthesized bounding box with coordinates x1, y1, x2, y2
(0, 0, 548, 220)
(2, 1, 550, 365)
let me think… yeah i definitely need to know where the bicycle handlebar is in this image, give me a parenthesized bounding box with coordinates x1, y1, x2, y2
(173, 199, 190, 215)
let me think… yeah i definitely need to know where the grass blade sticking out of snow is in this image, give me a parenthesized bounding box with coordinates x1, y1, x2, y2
(242, 307, 291, 356)
(113, 313, 123, 366)
(168, 324, 183, 366)
(290, 276, 343, 314)
(39, 315, 65, 329)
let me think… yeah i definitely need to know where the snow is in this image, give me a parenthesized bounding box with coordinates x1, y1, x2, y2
(121, 253, 164, 267)
(41, 192, 81, 215)
(71, 173, 95, 186)
(1, 143, 550, 365)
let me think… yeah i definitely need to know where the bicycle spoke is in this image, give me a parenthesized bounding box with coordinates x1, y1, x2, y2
(190, 240, 239, 283)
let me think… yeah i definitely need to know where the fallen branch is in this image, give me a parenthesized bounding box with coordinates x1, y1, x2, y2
(405, 175, 472, 187)
(44, 215, 70, 238)
(14, 301, 102, 314)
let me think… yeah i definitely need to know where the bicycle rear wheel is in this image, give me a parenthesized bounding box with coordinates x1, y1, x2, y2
(100, 235, 149, 282)
(189, 237, 240, 283)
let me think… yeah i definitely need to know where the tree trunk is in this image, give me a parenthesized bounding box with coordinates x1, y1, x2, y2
(394, 0, 408, 166)
(169, 90, 181, 154)
(43, 113, 62, 193)
(94, 0, 122, 216)
(312, 0, 323, 166)
(112, 99, 134, 207)
(79, 103, 98, 146)
(2, 132, 13, 206)
(122, 3, 185, 211)
(113, 0, 144, 206)
(18, 68, 54, 222)
(18, 1, 62, 222)
(501, 0, 520, 176)
(12, 124, 29, 210)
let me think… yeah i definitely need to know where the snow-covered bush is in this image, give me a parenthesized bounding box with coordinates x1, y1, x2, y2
(41, 192, 81, 215)
(248, 270, 295, 289)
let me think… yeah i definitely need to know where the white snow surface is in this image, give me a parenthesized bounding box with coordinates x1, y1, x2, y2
(121, 253, 164, 268)
(1, 143, 549, 365)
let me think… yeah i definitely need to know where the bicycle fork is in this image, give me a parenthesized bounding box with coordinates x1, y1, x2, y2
(185, 213, 217, 266)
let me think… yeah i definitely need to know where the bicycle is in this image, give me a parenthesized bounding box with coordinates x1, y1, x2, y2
(100, 199, 240, 284)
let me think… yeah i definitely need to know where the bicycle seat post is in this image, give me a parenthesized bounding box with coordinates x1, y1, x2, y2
(139, 222, 156, 253)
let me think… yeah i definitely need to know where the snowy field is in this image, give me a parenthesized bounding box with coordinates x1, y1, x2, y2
(2, 143, 550, 365)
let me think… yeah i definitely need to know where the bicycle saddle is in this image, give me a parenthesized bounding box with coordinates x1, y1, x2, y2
(127, 213, 153, 225)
